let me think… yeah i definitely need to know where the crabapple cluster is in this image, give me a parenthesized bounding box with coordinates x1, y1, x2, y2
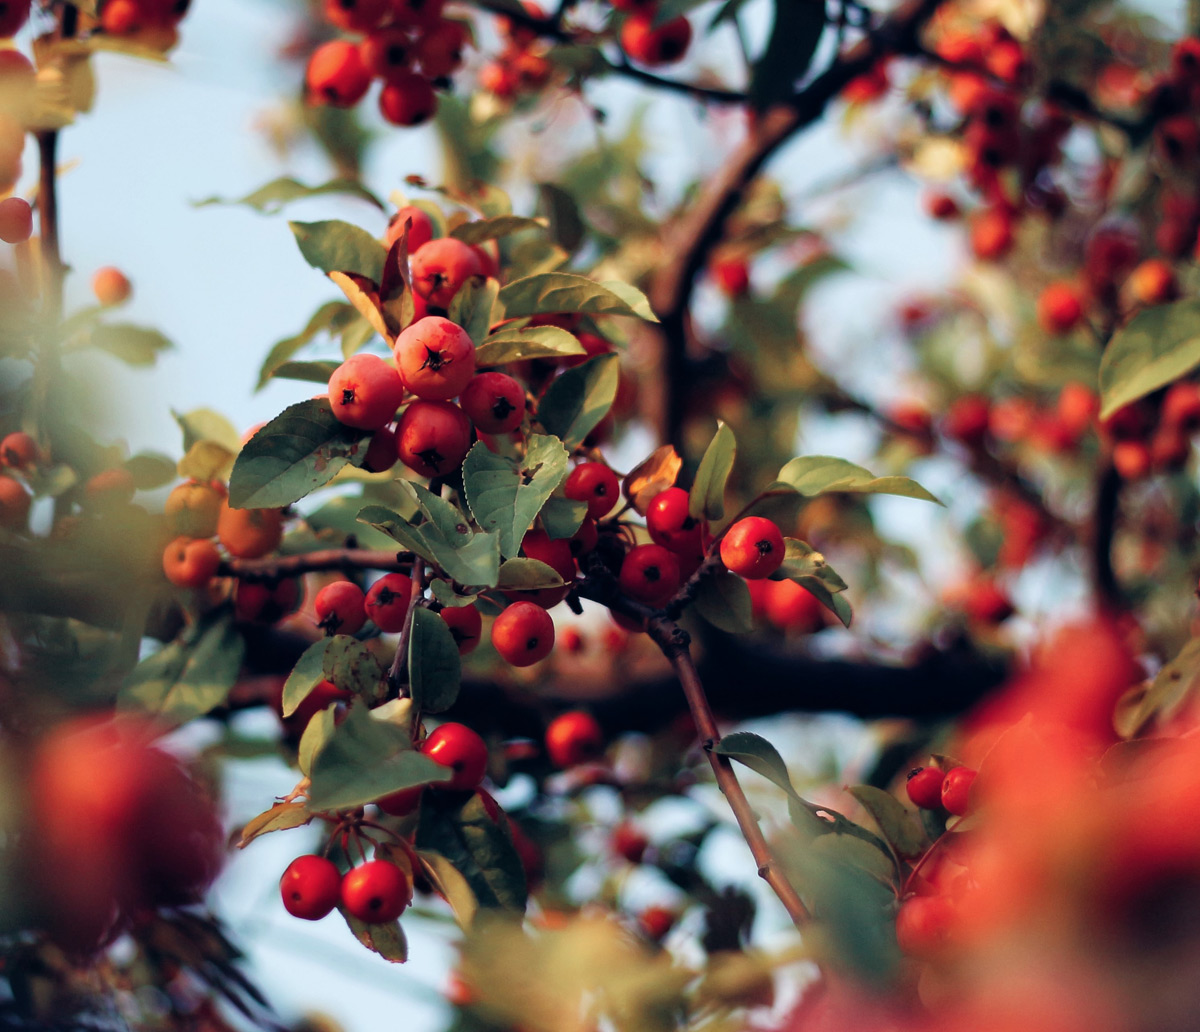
(304, 0, 470, 126)
(476, 1, 555, 102)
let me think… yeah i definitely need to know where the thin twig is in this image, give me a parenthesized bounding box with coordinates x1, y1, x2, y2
(218, 549, 413, 582)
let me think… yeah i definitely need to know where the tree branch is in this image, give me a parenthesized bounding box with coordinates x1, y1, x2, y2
(217, 550, 411, 581)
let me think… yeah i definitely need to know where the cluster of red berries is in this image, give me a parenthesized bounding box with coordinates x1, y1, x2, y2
(98, 0, 192, 48)
(304, 0, 470, 126)
(314, 575, 483, 650)
(281, 854, 411, 923)
(610, 0, 692, 68)
(905, 763, 977, 816)
(476, 1, 554, 101)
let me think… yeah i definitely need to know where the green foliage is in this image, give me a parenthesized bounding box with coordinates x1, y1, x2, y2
(773, 538, 852, 627)
(475, 324, 584, 366)
(690, 422, 736, 521)
(447, 276, 500, 345)
(1099, 299, 1200, 419)
(339, 909, 409, 963)
(693, 569, 755, 633)
(449, 216, 548, 244)
(257, 302, 360, 391)
(774, 456, 942, 505)
(290, 220, 387, 281)
(67, 324, 173, 366)
(323, 635, 387, 700)
(280, 639, 331, 718)
(496, 273, 657, 322)
(359, 497, 504, 587)
(195, 177, 384, 213)
(408, 607, 462, 714)
(537, 354, 620, 450)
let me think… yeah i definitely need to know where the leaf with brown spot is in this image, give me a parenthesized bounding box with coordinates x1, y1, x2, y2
(623, 444, 682, 514)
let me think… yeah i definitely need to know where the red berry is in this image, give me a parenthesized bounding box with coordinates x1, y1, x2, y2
(940, 766, 977, 816)
(364, 572, 414, 632)
(393, 316, 476, 400)
(424, 722, 488, 791)
(461, 372, 524, 434)
(509, 528, 575, 609)
(969, 206, 1014, 261)
(314, 581, 368, 635)
(646, 487, 703, 557)
(360, 27, 416, 80)
(905, 767, 945, 810)
(943, 394, 990, 447)
(234, 578, 302, 625)
(340, 860, 411, 923)
(491, 600, 554, 666)
(385, 204, 434, 252)
(410, 237, 483, 308)
(619, 543, 681, 607)
(0, 0, 30, 37)
(0, 196, 31, 244)
(719, 517, 784, 580)
(162, 537, 221, 589)
(379, 72, 437, 127)
(612, 821, 648, 863)
(376, 784, 424, 816)
(545, 710, 603, 768)
(306, 40, 372, 107)
(329, 354, 406, 430)
(0, 430, 38, 470)
(620, 11, 692, 66)
(638, 905, 675, 940)
(396, 399, 473, 478)
(0, 475, 30, 529)
(569, 516, 598, 558)
(323, 0, 388, 32)
(564, 462, 620, 521)
(415, 18, 469, 77)
(895, 895, 956, 957)
(363, 425, 398, 473)
(1036, 282, 1084, 335)
(762, 578, 823, 633)
(711, 256, 750, 297)
(439, 603, 483, 654)
(284, 678, 352, 732)
(280, 855, 342, 921)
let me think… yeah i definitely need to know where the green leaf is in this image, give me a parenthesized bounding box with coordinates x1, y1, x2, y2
(359, 500, 503, 588)
(308, 704, 451, 810)
(323, 635, 387, 700)
(750, 0, 825, 108)
(238, 801, 313, 848)
(256, 302, 358, 391)
(408, 606, 461, 714)
(290, 220, 387, 281)
(447, 276, 500, 345)
(228, 398, 370, 509)
(475, 324, 584, 366)
(497, 273, 657, 322)
(123, 451, 176, 490)
(305, 494, 398, 550)
(773, 538, 852, 628)
(496, 558, 565, 590)
(1116, 635, 1200, 737)
(775, 456, 942, 505)
(539, 496, 587, 539)
(449, 216, 547, 245)
(847, 785, 929, 860)
(415, 791, 528, 913)
(75, 323, 172, 365)
(298, 706, 337, 777)
(693, 569, 754, 633)
(462, 435, 569, 558)
(690, 422, 736, 521)
(536, 183, 585, 254)
(537, 354, 620, 451)
(339, 909, 409, 963)
(429, 579, 479, 607)
(173, 407, 242, 454)
(120, 612, 245, 726)
(195, 176, 384, 214)
(281, 639, 332, 718)
(714, 730, 798, 797)
(265, 360, 341, 386)
(1099, 298, 1200, 419)
(418, 849, 479, 929)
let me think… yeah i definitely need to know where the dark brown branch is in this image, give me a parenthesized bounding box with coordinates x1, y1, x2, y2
(217, 549, 411, 581)
(1091, 460, 1123, 613)
(35, 130, 63, 321)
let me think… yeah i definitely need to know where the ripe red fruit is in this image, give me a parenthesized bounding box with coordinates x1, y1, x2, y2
(280, 855, 342, 920)
(963, 578, 1014, 624)
(895, 895, 956, 957)
(424, 722, 489, 791)
(306, 40, 372, 107)
(340, 860, 411, 923)
(510, 528, 576, 608)
(364, 572, 414, 632)
(314, 581, 368, 635)
(719, 516, 784, 579)
(1162, 382, 1200, 430)
(1056, 381, 1099, 438)
(940, 766, 977, 816)
(638, 905, 675, 941)
(284, 678, 352, 732)
(545, 710, 603, 768)
(410, 237, 483, 308)
(84, 467, 136, 507)
(379, 72, 437, 126)
(564, 462, 620, 521)
(363, 425, 398, 472)
(620, 11, 692, 67)
(92, 266, 132, 306)
(385, 204, 434, 252)
(162, 537, 221, 589)
(0, 196, 31, 244)
(0, 476, 32, 529)
(376, 783, 424, 816)
(1112, 439, 1152, 480)
(394, 316, 476, 400)
(0, 430, 38, 469)
(329, 354, 406, 430)
(646, 487, 704, 557)
(234, 577, 301, 624)
(101, 0, 141, 33)
(905, 767, 945, 810)
(619, 543, 681, 607)
(711, 255, 750, 297)
(1037, 282, 1084, 335)
(396, 399, 473, 478)
(762, 578, 823, 633)
(392, 0, 444, 28)
(1128, 258, 1178, 306)
(438, 603, 483, 654)
(924, 192, 960, 220)
(0, 0, 30, 37)
(612, 822, 648, 863)
(461, 372, 524, 433)
(969, 206, 1014, 261)
(479, 59, 519, 99)
(360, 27, 416, 80)
(492, 600, 555, 666)
(323, 0, 388, 33)
(415, 18, 469, 77)
(218, 501, 284, 559)
(943, 394, 990, 447)
(569, 516, 598, 558)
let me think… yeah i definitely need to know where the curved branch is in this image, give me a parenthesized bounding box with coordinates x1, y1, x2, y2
(218, 549, 412, 581)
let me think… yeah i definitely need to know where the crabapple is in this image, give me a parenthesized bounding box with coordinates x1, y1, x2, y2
(905, 767, 945, 810)
(461, 372, 524, 433)
(0, 475, 30, 529)
(509, 528, 575, 608)
(0, 430, 38, 470)
(1162, 382, 1200, 430)
(1128, 258, 1178, 306)
(328, 354, 406, 430)
(306, 40, 372, 107)
(940, 766, 977, 816)
(376, 783, 424, 816)
(280, 855, 342, 920)
(285, 679, 352, 732)
(491, 601, 554, 666)
(393, 316, 475, 400)
(0, 0, 30, 38)
(234, 577, 301, 624)
(895, 895, 956, 957)
(639, 905, 676, 941)
(364, 572, 413, 632)
(710, 255, 750, 297)
(363, 425, 398, 473)
(395, 399, 472, 478)
(165, 479, 222, 537)
(439, 603, 483, 654)
(415, 19, 469, 77)
(719, 516, 784, 579)
(0, 196, 31, 244)
(392, 0, 443, 27)
(360, 27, 415, 80)
(943, 394, 990, 447)
(379, 72, 437, 126)
(162, 537, 221, 589)
(969, 206, 1014, 261)
(217, 501, 284, 559)
(1037, 282, 1084, 335)
(384, 204, 434, 252)
(314, 581, 367, 635)
(409, 237, 483, 308)
(646, 487, 703, 556)
(84, 467, 136, 507)
(424, 722, 489, 791)
(564, 462, 620, 520)
(620, 11, 692, 67)
(612, 822, 648, 863)
(92, 267, 132, 306)
(545, 710, 602, 768)
(340, 860, 411, 923)
(569, 516, 598, 558)
(323, 0, 388, 33)
(762, 578, 823, 633)
(619, 543, 681, 607)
